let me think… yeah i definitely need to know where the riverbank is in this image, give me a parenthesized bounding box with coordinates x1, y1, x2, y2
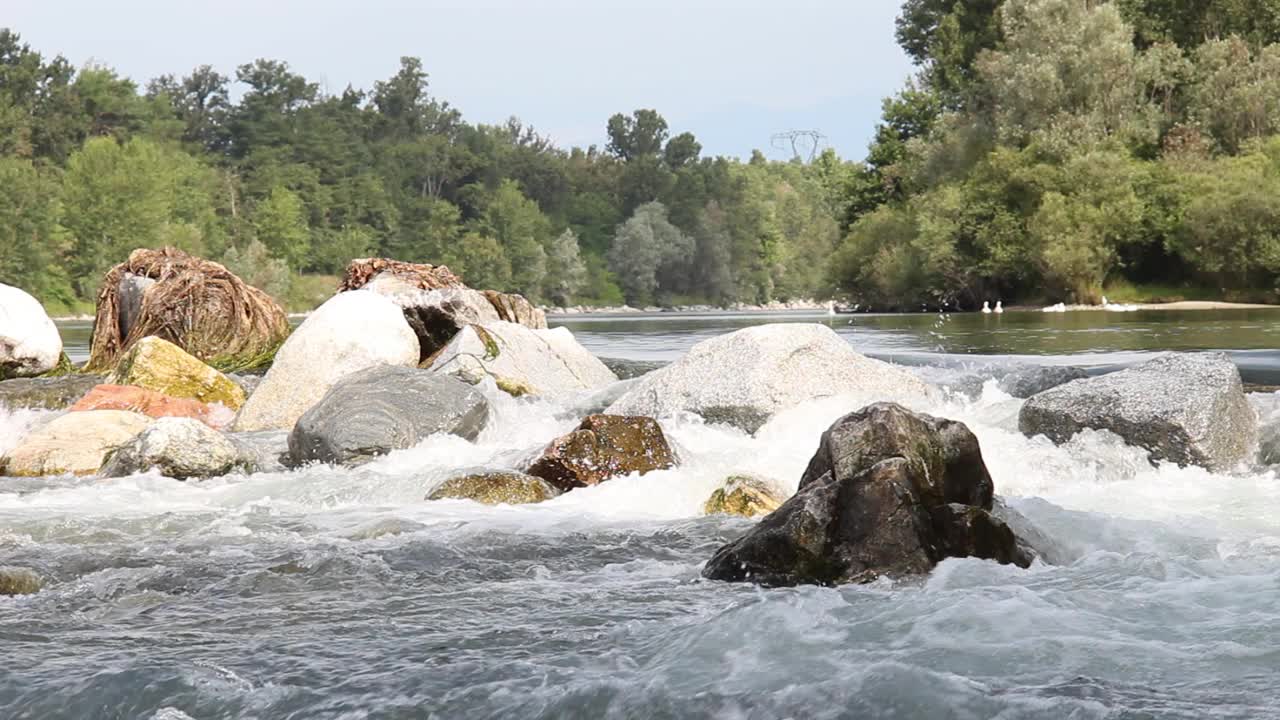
(546, 300, 829, 315)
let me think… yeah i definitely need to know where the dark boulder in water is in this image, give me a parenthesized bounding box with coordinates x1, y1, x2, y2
(998, 365, 1089, 399)
(1019, 352, 1256, 470)
(702, 403, 1031, 587)
(288, 366, 491, 466)
(0, 566, 43, 596)
(527, 414, 676, 491)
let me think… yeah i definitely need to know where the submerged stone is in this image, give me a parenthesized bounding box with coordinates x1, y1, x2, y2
(703, 403, 1030, 587)
(527, 414, 677, 491)
(998, 365, 1089, 399)
(703, 474, 788, 518)
(428, 471, 559, 505)
(0, 567, 43, 596)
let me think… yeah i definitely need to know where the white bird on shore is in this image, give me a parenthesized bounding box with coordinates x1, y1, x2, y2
(827, 300, 836, 316)
(1101, 296, 1110, 307)
(982, 301, 992, 314)
(994, 300, 1004, 314)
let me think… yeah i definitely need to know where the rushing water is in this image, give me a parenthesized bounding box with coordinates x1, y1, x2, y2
(4, 311, 1280, 719)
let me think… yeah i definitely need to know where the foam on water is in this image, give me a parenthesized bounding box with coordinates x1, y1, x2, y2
(2, 377, 1278, 718)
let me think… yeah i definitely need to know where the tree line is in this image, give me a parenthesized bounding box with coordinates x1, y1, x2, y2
(836, 0, 1280, 308)
(0, 32, 847, 313)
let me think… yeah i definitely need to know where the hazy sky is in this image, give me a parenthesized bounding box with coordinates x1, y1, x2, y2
(6, 0, 914, 160)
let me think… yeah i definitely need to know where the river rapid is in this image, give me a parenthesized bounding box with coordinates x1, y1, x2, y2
(3, 311, 1279, 719)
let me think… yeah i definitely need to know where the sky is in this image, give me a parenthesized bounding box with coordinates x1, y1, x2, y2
(5, 0, 914, 160)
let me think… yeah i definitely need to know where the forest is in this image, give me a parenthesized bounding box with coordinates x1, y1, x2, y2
(6, 0, 1280, 313)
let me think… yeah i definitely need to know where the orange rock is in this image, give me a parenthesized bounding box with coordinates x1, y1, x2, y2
(69, 384, 233, 429)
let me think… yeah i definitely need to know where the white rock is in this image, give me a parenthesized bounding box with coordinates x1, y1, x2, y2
(100, 417, 242, 479)
(232, 290, 419, 431)
(605, 323, 934, 433)
(1, 410, 152, 476)
(0, 283, 63, 379)
(426, 322, 617, 396)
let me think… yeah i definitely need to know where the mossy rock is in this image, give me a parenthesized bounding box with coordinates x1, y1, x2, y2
(0, 567, 43, 596)
(495, 375, 535, 397)
(704, 474, 787, 518)
(109, 336, 247, 410)
(428, 471, 558, 505)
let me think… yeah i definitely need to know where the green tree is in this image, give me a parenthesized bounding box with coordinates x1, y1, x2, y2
(544, 229, 588, 307)
(252, 186, 310, 270)
(607, 201, 693, 306)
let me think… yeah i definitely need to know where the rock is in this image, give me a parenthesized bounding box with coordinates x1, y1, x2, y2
(1018, 353, 1256, 470)
(0, 375, 103, 411)
(990, 497, 1071, 566)
(998, 365, 1089, 399)
(228, 430, 290, 474)
(702, 403, 1030, 587)
(227, 372, 265, 399)
(606, 324, 933, 433)
(601, 357, 668, 380)
(84, 247, 289, 373)
(703, 474, 787, 518)
(108, 336, 246, 410)
(0, 283, 63, 379)
(427, 471, 559, 505)
(70, 384, 233, 428)
(232, 291, 420, 432)
(481, 290, 547, 329)
(1, 410, 152, 477)
(426, 322, 617, 396)
(362, 274, 501, 361)
(526, 414, 676, 491)
(0, 567, 43, 596)
(288, 365, 491, 466)
(99, 417, 242, 479)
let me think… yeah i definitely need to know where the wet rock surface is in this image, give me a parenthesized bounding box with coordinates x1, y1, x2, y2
(998, 365, 1089, 399)
(1, 410, 153, 477)
(606, 324, 933, 433)
(100, 417, 242, 479)
(426, 322, 617, 396)
(703, 403, 1030, 586)
(0, 567, 43, 596)
(527, 414, 677, 491)
(108, 336, 246, 409)
(427, 471, 559, 505)
(288, 366, 491, 466)
(228, 430, 290, 474)
(1019, 352, 1256, 470)
(0, 375, 103, 411)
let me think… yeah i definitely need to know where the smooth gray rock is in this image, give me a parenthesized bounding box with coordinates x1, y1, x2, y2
(0, 375, 102, 410)
(990, 497, 1071, 566)
(426, 321, 617, 397)
(998, 365, 1089, 399)
(0, 283, 63, 379)
(607, 324, 934, 433)
(116, 272, 156, 339)
(100, 417, 242, 479)
(703, 403, 1030, 586)
(288, 365, 491, 466)
(600, 357, 668, 380)
(228, 430, 290, 473)
(1019, 353, 1256, 471)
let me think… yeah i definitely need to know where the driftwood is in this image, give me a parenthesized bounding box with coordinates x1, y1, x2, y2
(338, 258, 463, 292)
(85, 247, 290, 373)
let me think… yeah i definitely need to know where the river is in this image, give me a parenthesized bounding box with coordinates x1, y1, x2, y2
(3, 310, 1278, 718)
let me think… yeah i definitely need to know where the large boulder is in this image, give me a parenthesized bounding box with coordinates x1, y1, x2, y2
(481, 290, 546, 329)
(70, 384, 233, 429)
(426, 322, 617, 397)
(1, 410, 152, 477)
(703, 474, 788, 518)
(232, 291, 420, 432)
(1018, 353, 1256, 470)
(427, 471, 559, 505)
(108, 336, 246, 409)
(288, 365, 491, 466)
(0, 375, 103, 411)
(84, 247, 289, 373)
(526, 414, 676, 491)
(606, 324, 933, 433)
(360, 273, 501, 362)
(998, 365, 1089, 399)
(702, 403, 1030, 587)
(99, 417, 242, 479)
(0, 283, 62, 379)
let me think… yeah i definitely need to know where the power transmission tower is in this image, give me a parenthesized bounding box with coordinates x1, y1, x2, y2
(770, 130, 827, 162)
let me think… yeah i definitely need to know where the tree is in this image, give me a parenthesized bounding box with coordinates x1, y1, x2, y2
(0, 157, 68, 303)
(475, 179, 551, 298)
(607, 201, 693, 306)
(252, 186, 310, 270)
(543, 229, 588, 307)
(606, 109, 669, 161)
